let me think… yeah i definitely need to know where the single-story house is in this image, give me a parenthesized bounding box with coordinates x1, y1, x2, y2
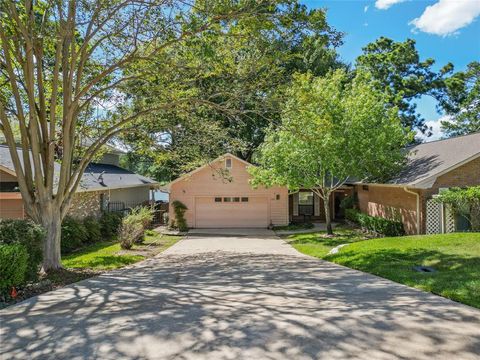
(167, 133, 479, 233)
(353, 132, 480, 235)
(0, 145, 158, 220)
(166, 154, 289, 228)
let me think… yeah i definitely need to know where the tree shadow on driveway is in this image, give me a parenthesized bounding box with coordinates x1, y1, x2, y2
(1, 253, 479, 360)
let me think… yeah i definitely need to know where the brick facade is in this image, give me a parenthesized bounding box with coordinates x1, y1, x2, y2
(355, 156, 480, 235)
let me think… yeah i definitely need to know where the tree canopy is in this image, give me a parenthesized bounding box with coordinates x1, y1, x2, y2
(118, 2, 345, 180)
(0, 0, 281, 269)
(439, 61, 480, 137)
(356, 37, 451, 136)
(249, 70, 412, 234)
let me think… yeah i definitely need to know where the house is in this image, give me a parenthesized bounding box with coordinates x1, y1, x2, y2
(168, 133, 479, 232)
(166, 154, 288, 228)
(353, 132, 480, 234)
(0, 145, 158, 220)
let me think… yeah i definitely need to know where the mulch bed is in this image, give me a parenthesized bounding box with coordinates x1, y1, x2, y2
(0, 268, 102, 309)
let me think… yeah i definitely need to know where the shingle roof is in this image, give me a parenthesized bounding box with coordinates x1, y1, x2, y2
(0, 145, 157, 192)
(388, 132, 480, 188)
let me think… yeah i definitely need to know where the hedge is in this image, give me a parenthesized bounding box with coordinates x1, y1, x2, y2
(0, 219, 44, 281)
(61, 216, 89, 254)
(345, 209, 405, 237)
(0, 243, 29, 296)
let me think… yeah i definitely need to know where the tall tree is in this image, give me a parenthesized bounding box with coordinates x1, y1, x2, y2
(439, 61, 480, 137)
(356, 37, 451, 135)
(249, 70, 412, 234)
(0, 0, 272, 270)
(119, 2, 344, 179)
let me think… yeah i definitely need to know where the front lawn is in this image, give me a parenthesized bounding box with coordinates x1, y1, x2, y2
(62, 231, 180, 270)
(289, 230, 480, 308)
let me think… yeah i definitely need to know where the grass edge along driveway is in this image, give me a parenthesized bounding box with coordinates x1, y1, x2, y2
(62, 231, 181, 270)
(288, 229, 480, 309)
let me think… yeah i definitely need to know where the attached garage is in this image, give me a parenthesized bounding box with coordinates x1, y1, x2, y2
(167, 153, 288, 229)
(195, 196, 269, 228)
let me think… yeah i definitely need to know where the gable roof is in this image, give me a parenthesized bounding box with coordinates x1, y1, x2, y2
(164, 153, 251, 190)
(387, 132, 480, 188)
(0, 145, 157, 192)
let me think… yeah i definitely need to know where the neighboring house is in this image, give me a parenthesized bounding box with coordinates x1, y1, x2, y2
(0, 145, 158, 220)
(166, 154, 288, 228)
(353, 132, 480, 234)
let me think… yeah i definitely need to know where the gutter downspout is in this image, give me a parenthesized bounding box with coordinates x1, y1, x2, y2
(403, 187, 420, 235)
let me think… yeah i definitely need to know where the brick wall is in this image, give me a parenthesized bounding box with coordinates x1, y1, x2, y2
(356, 156, 480, 234)
(355, 185, 419, 235)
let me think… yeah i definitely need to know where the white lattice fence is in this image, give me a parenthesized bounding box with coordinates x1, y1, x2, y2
(426, 199, 442, 234)
(444, 205, 456, 233)
(426, 198, 456, 234)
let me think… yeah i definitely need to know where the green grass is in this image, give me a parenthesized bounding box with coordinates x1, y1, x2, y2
(289, 230, 480, 308)
(62, 232, 180, 270)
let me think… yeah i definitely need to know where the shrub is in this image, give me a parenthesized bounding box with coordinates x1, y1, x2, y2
(83, 216, 102, 244)
(171, 200, 188, 232)
(61, 216, 88, 254)
(0, 219, 44, 281)
(99, 211, 123, 239)
(118, 207, 154, 249)
(435, 186, 480, 231)
(0, 243, 28, 296)
(340, 194, 357, 210)
(345, 209, 405, 237)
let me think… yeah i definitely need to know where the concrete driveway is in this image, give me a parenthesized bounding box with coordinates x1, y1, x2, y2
(1, 230, 479, 360)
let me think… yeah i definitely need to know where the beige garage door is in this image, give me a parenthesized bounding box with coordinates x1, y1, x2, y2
(195, 196, 268, 228)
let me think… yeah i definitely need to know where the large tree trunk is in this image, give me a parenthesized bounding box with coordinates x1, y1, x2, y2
(41, 208, 63, 271)
(323, 193, 333, 235)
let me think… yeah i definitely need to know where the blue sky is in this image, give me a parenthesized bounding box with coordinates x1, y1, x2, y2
(302, 0, 480, 140)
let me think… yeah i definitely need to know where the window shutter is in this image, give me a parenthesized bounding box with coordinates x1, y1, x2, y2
(293, 193, 299, 216)
(314, 193, 320, 216)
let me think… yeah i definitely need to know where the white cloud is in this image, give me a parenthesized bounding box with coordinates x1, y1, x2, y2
(375, 0, 406, 10)
(364, 5, 369, 13)
(417, 116, 451, 142)
(410, 0, 480, 36)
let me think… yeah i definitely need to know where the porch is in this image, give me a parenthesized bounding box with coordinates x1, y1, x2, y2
(288, 187, 353, 224)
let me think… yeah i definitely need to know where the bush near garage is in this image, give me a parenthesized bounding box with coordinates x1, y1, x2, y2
(171, 200, 188, 232)
(0, 219, 44, 281)
(345, 209, 405, 237)
(119, 207, 154, 249)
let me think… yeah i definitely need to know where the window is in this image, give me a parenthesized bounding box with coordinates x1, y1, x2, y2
(241, 197, 249, 202)
(299, 191, 314, 205)
(225, 158, 232, 169)
(223, 197, 232, 202)
(233, 197, 240, 202)
(276, 194, 280, 200)
(362, 185, 369, 191)
(215, 197, 222, 202)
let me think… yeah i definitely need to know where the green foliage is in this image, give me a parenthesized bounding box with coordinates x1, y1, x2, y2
(61, 217, 88, 254)
(345, 209, 405, 237)
(171, 200, 188, 232)
(0, 244, 29, 296)
(82, 217, 102, 244)
(250, 69, 411, 235)
(120, 1, 345, 180)
(435, 186, 480, 231)
(356, 37, 451, 135)
(0, 219, 44, 281)
(119, 207, 154, 249)
(439, 61, 480, 137)
(99, 212, 123, 239)
(340, 195, 356, 210)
